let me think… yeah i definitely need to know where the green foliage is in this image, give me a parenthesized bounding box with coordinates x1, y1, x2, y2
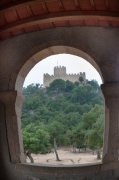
(87, 80, 100, 92)
(79, 76, 84, 83)
(75, 122, 86, 146)
(65, 80, 75, 92)
(48, 121, 64, 146)
(22, 123, 51, 154)
(82, 105, 104, 130)
(22, 80, 104, 155)
(48, 121, 64, 139)
(87, 114, 104, 148)
(71, 85, 97, 105)
(47, 79, 66, 93)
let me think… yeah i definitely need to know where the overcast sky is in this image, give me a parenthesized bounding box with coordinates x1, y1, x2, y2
(23, 54, 102, 87)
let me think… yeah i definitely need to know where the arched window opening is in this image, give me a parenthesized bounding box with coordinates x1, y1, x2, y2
(21, 54, 104, 165)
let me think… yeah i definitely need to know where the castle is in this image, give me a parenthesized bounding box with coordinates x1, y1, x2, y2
(43, 66, 86, 87)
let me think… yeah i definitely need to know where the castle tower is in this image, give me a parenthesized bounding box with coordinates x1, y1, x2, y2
(54, 66, 66, 79)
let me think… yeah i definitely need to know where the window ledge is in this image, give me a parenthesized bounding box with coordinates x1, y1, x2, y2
(15, 162, 101, 174)
(15, 161, 119, 175)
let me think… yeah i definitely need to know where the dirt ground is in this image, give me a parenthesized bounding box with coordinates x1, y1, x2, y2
(26, 147, 102, 165)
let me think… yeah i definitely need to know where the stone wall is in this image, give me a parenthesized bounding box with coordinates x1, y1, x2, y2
(43, 66, 86, 87)
(0, 26, 119, 180)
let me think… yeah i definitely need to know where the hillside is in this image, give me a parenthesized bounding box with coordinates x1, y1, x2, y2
(21, 79, 104, 162)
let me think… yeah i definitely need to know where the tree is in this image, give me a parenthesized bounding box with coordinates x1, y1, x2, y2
(22, 123, 51, 163)
(79, 76, 84, 84)
(48, 121, 64, 161)
(22, 83, 42, 95)
(82, 104, 104, 130)
(21, 78, 104, 161)
(71, 86, 92, 104)
(87, 80, 100, 92)
(76, 132, 87, 152)
(85, 113, 104, 159)
(65, 80, 75, 92)
(74, 81, 79, 86)
(47, 79, 66, 93)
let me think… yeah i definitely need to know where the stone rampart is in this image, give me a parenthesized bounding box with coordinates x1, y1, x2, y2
(43, 66, 86, 87)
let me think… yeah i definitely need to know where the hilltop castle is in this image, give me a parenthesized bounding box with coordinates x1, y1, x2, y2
(43, 66, 86, 87)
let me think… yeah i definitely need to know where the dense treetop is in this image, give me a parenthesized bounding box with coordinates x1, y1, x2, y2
(22, 79, 104, 159)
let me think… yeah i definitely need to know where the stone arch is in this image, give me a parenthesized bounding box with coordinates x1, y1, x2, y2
(7, 42, 104, 164)
(9, 44, 104, 93)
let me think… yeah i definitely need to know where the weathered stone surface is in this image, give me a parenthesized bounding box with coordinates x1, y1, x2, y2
(0, 27, 119, 179)
(101, 84, 119, 163)
(43, 66, 86, 87)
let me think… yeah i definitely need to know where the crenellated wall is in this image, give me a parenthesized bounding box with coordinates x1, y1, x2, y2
(43, 66, 86, 87)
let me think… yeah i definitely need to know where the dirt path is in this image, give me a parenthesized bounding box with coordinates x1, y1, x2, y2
(26, 148, 101, 165)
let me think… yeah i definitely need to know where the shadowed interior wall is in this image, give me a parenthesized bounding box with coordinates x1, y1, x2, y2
(1, 26, 119, 92)
(0, 26, 119, 179)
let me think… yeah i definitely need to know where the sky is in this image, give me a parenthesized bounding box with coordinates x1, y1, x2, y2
(23, 54, 102, 87)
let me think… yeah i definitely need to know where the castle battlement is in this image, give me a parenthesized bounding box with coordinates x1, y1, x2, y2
(43, 66, 86, 87)
(54, 66, 65, 68)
